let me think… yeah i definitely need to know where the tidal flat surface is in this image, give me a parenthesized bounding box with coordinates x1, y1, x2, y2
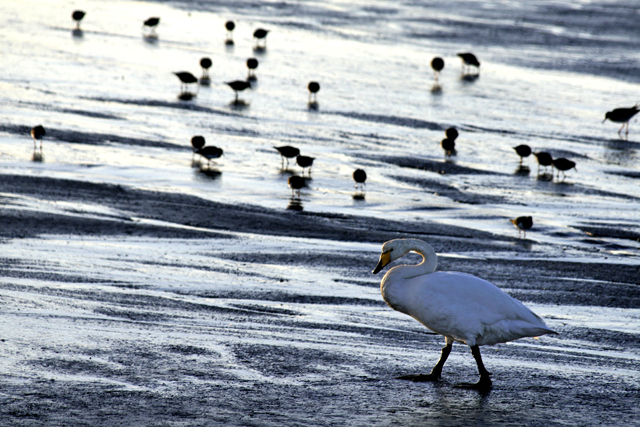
(1, 0, 639, 425)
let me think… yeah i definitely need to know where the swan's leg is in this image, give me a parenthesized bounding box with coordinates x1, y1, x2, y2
(396, 341, 452, 382)
(456, 345, 492, 390)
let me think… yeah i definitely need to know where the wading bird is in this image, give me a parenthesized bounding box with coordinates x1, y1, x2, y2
(308, 81, 320, 104)
(533, 152, 553, 174)
(603, 105, 639, 137)
(373, 238, 556, 389)
(195, 145, 223, 168)
(296, 155, 315, 176)
(274, 146, 300, 168)
(30, 125, 46, 152)
(143, 17, 160, 34)
(226, 80, 251, 103)
(513, 144, 532, 163)
(191, 135, 205, 162)
(431, 57, 444, 82)
(510, 216, 533, 238)
(253, 28, 269, 49)
(173, 72, 198, 97)
(288, 175, 305, 197)
(225, 20, 235, 45)
(72, 10, 85, 30)
(246, 58, 258, 80)
(199, 58, 212, 85)
(353, 168, 367, 197)
(552, 158, 576, 180)
(457, 52, 480, 75)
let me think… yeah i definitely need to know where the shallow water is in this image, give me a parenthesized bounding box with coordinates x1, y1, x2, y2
(1, 0, 640, 425)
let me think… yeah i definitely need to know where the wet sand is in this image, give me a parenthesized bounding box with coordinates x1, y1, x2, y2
(1, 174, 639, 426)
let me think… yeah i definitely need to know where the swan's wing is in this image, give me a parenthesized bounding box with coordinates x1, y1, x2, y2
(403, 272, 554, 346)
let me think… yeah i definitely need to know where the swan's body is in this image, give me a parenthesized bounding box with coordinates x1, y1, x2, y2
(373, 238, 556, 389)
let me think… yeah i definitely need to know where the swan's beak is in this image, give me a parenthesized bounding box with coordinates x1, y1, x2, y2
(373, 251, 391, 274)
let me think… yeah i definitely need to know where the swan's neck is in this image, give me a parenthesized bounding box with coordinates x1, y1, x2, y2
(380, 240, 437, 313)
(396, 240, 437, 279)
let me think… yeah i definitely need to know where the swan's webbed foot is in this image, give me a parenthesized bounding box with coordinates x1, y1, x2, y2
(454, 373, 492, 390)
(396, 373, 440, 382)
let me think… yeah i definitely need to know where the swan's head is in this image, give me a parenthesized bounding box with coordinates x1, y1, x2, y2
(373, 238, 434, 274)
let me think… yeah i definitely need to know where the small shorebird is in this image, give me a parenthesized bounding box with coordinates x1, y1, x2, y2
(174, 72, 198, 96)
(274, 146, 300, 168)
(308, 81, 320, 104)
(72, 10, 85, 30)
(533, 152, 553, 174)
(296, 155, 315, 176)
(253, 28, 269, 49)
(441, 138, 455, 158)
(191, 136, 205, 161)
(510, 216, 533, 238)
(458, 52, 480, 74)
(226, 80, 252, 102)
(513, 144, 532, 163)
(353, 168, 367, 194)
(225, 20, 235, 45)
(144, 17, 160, 30)
(445, 127, 459, 141)
(195, 146, 223, 168)
(431, 57, 444, 82)
(288, 175, 305, 197)
(246, 58, 259, 80)
(200, 58, 212, 84)
(552, 158, 576, 180)
(30, 125, 46, 151)
(603, 105, 639, 137)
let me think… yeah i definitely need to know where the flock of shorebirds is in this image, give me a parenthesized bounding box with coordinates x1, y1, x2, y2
(25, 10, 640, 239)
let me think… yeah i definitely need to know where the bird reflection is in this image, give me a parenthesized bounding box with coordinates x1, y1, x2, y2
(286, 197, 303, 211)
(514, 165, 530, 176)
(30, 125, 45, 162)
(353, 168, 367, 200)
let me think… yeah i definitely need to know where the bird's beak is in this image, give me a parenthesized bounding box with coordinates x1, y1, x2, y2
(373, 251, 391, 274)
(602, 118, 607, 124)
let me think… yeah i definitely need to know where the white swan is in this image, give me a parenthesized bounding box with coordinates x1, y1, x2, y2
(373, 238, 557, 389)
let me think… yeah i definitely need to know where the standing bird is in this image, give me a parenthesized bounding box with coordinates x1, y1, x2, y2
(457, 52, 480, 75)
(308, 81, 320, 104)
(190, 135, 205, 162)
(353, 168, 367, 197)
(225, 20, 235, 45)
(226, 80, 252, 103)
(603, 105, 640, 137)
(72, 10, 85, 30)
(373, 238, 556, 389)
(552, 158, 576, 180)
(143, 17, 160, 37)
(296, 155, 315, 176)
(274, 146, 300, 168)
(246, 58, 259, 81)
(195, 146, 223, 169)
(30, 125, 46, 152)
(253, 28, 269, 49)
(440, 138, 455, 158)
(199, 58, 212, 85)
(513, 144, 532, 164)
(445, 127, 459, 141)
(173, 72, 198, 97)
(533, 152, 553, 174)
(510, 216, 533, 239)
(430, 57, 444, 82)
(288, 175, 305, 197)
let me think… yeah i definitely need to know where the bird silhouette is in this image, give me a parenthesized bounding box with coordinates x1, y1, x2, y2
(288, 175, 305, 197)
(191, 136, 205, 162)
(226, 80, 252, 103)
(174, 72, 198, 98)
(308, 81, 320, 104)
(510, 216, 533, 238)
(296, 155, 315, 176)
(513, 144, 532, 163)
(246, 58, 259, 81)
(72, 10, 85, 30)
(603, 105, 639, 137)
(457, 52, 480, 75)
(143, 17, 160, 37)
(431, 57, 444, 82)
(274, 146, 300, 168)
(552, 158, 576, 180)
(253, 28, 269, 49)
(533, 152, 553, 174)
(199, 58, 212, 84)
(225, 21, 235, 45)
(195, 146, 223, 169)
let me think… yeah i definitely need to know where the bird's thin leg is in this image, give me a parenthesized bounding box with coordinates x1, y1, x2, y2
(397, 342, 452, 382)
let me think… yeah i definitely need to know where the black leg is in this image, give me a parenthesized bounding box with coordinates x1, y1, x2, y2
(455, 345, 492, 390)
(397, 342, 452, 382)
